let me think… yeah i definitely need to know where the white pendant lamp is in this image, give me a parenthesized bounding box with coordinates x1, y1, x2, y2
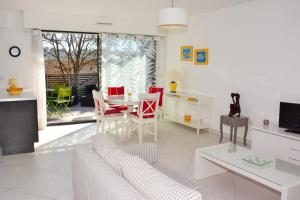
(158, 0, 188, 29)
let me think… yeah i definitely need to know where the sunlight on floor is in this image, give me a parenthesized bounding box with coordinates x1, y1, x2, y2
(35, 123, 94, 148)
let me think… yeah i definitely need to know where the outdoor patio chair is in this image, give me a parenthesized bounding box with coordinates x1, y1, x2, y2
(51, 87, 72, 117)
(50, 84, 66, 97)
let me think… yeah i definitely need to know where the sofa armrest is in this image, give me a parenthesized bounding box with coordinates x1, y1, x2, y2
(120, 143, 158, 164)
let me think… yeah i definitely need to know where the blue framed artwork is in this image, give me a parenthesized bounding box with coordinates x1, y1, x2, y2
(181, 46, 193, 61)
(194, 48, 208, 65)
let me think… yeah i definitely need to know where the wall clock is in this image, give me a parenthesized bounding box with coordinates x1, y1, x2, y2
(9, 46, 21, 57)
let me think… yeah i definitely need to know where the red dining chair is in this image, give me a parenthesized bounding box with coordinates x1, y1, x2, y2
(108, 86, 125, 96)
(149, 86, 164, 118)
(107, 86, 128, 111)
(92, 90, 126, 136)
(128, 93, 159, 144)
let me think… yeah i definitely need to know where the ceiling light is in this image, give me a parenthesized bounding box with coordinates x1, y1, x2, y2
(158, 0, 188, 29)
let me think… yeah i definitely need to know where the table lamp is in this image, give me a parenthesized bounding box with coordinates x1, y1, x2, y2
(166, 69, 182, 93)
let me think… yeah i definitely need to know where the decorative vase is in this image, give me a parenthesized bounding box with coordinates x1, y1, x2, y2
(7, 78, 23, 95)
(169, 81, 177, 93)
(184, 114, 192, 123)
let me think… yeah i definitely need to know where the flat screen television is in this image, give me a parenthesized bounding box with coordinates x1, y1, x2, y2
(279, 102, 300, 134)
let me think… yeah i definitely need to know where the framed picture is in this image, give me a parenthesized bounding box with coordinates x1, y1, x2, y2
(181, 46, 193, 61)
(194, 48, 208, 65)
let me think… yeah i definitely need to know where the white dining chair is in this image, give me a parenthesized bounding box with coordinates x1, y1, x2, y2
(148, 86, 164, 119)
(92, 90, 126, 136)
(128, 93, 160, 144)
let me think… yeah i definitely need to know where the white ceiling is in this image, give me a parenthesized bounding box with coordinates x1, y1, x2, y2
(0, 0, 253, 19)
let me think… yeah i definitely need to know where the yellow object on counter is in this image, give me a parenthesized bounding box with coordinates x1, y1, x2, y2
(9, 78, 18, 86)
(184, 114, 192, 123)
(7, 78, 23, 95)
(169, 82, 177, 93)
(187, 97, 198, 102)
(7, 87, 23, 95)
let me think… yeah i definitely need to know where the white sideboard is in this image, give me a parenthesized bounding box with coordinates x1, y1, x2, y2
(164, 92, 213, 134)
(252, 125, 300, 166)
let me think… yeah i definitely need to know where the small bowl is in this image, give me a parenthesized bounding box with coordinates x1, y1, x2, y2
(7, 87, 23, 95)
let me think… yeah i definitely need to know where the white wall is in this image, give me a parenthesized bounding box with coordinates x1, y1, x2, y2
(23, 11, 165, 36)
(0, 11, 33, 89)
(165, 0, 300, 137)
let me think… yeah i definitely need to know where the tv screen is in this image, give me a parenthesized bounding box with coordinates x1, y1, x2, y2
(279, 102, 300, 131)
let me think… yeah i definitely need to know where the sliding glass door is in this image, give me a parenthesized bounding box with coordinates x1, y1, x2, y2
(42, 31, 99, 125)
(42, 31, 158, 125)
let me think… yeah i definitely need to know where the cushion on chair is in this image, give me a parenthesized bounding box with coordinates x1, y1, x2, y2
(104, 109, 124, 116)
(129, 112, 154, 119)
(108, 86, 125, 96)
(120, 156, 202, 200)
(149, 86, 164, 107)
(110, 105, 128, 111)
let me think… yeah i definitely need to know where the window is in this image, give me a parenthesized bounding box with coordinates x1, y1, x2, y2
(101, 34, 157, 95)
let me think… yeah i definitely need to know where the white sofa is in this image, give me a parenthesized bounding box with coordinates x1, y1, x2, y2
(72, 134, 204, 200)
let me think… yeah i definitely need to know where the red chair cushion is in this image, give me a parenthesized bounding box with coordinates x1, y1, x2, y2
(104, 109, 123, 116)
(149, 86, 164, 107)
(129, 112, 154, 119)
(131, 98, 157, 119)
(108, 87, 125, 96)
(110, 105, 128, 111)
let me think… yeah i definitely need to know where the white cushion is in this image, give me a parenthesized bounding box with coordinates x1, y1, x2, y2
(93, 134, 133, 176)
(120, 156, 202, 200)
(100, 148, 130, 176)
(73, 145, 147, 200)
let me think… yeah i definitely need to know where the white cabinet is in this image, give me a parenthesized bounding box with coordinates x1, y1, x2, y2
(252, 125, 300, 166)
(164, 92, 213, 134)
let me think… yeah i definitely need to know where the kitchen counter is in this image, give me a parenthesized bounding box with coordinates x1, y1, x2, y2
(0, 89, 36, 102)
(0, 89, 38, 155)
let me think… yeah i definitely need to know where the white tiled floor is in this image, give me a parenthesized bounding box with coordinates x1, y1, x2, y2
(0, 120, 280, 200)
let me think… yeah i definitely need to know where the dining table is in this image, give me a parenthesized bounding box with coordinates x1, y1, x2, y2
(104, 94, 140, 112)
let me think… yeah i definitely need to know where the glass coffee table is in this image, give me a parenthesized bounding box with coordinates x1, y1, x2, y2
(194, 143, 300, 200)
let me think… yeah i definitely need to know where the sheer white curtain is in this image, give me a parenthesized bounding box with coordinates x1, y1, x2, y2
(32, 29, 47, 130)
(100, 33, 158, 95)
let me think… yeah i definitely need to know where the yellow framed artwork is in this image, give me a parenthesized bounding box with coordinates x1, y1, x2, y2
(181, 46, 193, 61)
(194, 48, 209, 65)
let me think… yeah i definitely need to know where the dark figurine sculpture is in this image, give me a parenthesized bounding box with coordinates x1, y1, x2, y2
(229, 93, 241, 117)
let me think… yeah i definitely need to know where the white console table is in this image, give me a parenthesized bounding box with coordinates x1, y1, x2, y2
(252, 125, 300, 166)
(163, 92, 213, 134)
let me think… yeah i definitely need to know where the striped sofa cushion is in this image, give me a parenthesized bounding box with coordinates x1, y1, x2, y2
(73, 145, 147, 200)
(100, 148, 131, 176)
(120, 156, 202, 200)
(121, 143, 158, 164)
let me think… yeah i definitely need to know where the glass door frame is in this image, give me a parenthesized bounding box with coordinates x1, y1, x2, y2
(42, 30, 101, 126)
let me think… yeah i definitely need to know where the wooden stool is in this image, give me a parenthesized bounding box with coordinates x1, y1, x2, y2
(219, 115, 249, 145)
